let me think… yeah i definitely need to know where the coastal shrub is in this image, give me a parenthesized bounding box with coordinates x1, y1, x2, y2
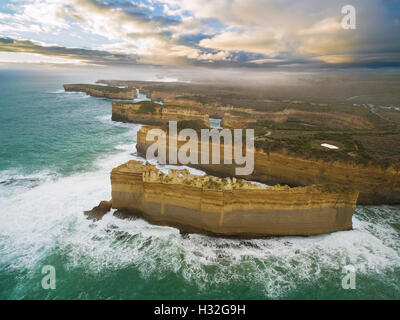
(253, 130, 382, 166)
(230, 110, 250, 117)
(250, 120, 327, 132)
(177, 120, 209, 132)
(66, 84, 132, 93)
(316, 183, 355, 193)
(177, 95, 210, 104)
(137, 101, 159, 114)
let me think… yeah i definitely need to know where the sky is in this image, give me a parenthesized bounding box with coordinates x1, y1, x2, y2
(0, 0, 400, 69)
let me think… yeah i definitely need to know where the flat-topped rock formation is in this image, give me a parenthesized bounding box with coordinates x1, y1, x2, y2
(110, 160, 358, 237)
(63, 84, 137, 99)
(112, 101, 209, 126)
(136, 125, 400, 205)
(97, 79, 400, 130)
(94, 79, 399, 205)
(221, 109, 375, 129)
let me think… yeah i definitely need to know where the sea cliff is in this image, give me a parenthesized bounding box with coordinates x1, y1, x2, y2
(112, 101, 209, 126)
(63, 84, 137, 99)
(136, 126, 400, 205)
(150, 93, 376, 129)
(111, 161, 358, 237)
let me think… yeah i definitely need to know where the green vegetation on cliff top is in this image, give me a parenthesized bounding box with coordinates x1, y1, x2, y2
(250, 120, 400, 168)
(137, 101, 159, 114)
(64, 84, 133, 93)
(159, 119, 209, 133)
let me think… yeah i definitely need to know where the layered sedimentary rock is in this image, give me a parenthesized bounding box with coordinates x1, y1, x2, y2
(221, 109, 375, 129)
(136, 126, 400, 205)
(151, 95, 231, 118)
(150, 95, 375, 129)
(97, 80, 376, 129)
(143, 92, 375, 129)
(63, 84, 137, 99)
(111, 161, 358, 237)
(84, 200, 112, 221)
(112, 101, 209, 126)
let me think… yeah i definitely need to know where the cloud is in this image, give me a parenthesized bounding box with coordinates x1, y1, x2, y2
(0, 0, 399, 68)
(0, 0, 71, 35)
(199, 29, 285, 56)
(0, 37, 138, 65)
(165, 0, 400, 67)
(0, 52, 84, 65)
(298, 18, 342, 36)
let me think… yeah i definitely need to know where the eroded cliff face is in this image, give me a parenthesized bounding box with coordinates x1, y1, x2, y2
(149, 94, 237, 118)
(112, 101, 209, 126)
(63, 84, 137, 99)
(137, 126, 400, 205)
(111, 161, 358, 237)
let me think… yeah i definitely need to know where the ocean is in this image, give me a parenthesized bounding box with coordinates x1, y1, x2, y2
(0, 68, 399, 299)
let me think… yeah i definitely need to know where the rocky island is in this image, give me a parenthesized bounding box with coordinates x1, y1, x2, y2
(110, 161, 358, 237)
(63, 84, 137, 99)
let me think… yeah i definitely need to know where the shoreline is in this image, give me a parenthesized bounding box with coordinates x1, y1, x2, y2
(0, 76, 399, 299)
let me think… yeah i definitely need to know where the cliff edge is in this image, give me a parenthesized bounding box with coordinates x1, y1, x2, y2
(63, 84, 137, 99)
(111, 160, 358, 237)
(112, 100, 209, 126)
(136, 125, 400, 205)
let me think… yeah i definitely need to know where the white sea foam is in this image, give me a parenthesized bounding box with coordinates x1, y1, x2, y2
(0, 169, 56, 199)
(95, 115, 112, 123)
(0, 118, 399, 298)
(133, 88, 151, 103)
(47, 89, 65, 94)
(95, 115, 140, 132)
(50, 91, 89, 99)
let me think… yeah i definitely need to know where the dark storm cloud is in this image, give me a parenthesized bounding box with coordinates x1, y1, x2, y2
(0, 37, 138, 65)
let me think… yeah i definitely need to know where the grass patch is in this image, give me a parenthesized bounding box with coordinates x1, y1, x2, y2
(136, 101, 160, 114)
(64, 84, 133, 93)
(177, 120, 208, 132)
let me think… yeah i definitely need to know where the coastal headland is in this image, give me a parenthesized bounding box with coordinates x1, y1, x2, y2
(112, 100, 209, 127)
(63, 84, 137, 100)
(69, 79, 400, 236)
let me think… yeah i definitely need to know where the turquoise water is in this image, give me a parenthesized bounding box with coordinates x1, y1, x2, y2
(0, 69, 399, 300)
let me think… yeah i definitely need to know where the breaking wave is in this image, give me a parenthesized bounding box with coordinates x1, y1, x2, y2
(1, 116, 399, 299)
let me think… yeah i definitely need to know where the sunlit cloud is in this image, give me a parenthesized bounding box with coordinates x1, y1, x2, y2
(199, 29, 285, 56)
(0, 0, 399, 68)
(0, 37, 138, 66)
(0, 52, 85, 65)
(312, 55, 354, 64)
(298, 18, 342, 36)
